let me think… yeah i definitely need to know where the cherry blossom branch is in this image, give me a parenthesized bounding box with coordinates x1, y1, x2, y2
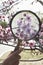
(31, 0, 43, 5)
(0, 0, 21, 15)
(37, 0, 43, 5)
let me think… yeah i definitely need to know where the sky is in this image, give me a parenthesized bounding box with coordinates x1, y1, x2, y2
(0, 0, 43, 13)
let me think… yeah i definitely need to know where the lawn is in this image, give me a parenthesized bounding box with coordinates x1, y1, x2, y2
(19, 50, 43, 60)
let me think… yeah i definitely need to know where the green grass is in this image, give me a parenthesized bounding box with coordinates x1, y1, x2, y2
(0, 21, 7, 28)
(19, 50, 43, 60)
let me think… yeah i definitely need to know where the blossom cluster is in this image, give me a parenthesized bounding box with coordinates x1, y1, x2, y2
(0, 0, 14, 13)
(0, 25, 13, 42)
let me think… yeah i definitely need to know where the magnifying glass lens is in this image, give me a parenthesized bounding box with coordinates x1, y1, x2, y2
(11, 11, 40, 41)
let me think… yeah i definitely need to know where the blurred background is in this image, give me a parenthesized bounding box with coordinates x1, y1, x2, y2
(0, 0, 43, 65)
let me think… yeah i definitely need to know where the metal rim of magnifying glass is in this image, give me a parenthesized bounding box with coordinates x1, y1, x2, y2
(10, 10, 41, 41)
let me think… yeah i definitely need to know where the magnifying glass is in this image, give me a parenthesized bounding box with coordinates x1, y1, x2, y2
(10, 10, 41, 51)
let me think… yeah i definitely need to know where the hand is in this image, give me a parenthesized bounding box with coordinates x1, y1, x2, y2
(2, 48, 23, 65)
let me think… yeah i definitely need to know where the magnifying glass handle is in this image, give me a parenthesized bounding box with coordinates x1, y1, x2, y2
(14, 39, 22, 52)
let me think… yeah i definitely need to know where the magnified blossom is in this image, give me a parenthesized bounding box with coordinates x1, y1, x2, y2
(20, 31, 24, 38)
(12, 11, 40, 40)
(17, 20, 22, 27)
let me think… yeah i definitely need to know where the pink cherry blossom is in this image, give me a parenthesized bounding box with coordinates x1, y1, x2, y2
(0, 31, 4, 37)
(8, 31, 12, 36)
(0, 25, 13, 42)
(6, 27, 10, 32)
(28, 40, 36, 48)
(29, 42, 35, 48)
(0, 25, 2, 30)
(39, 39, 43, 45)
